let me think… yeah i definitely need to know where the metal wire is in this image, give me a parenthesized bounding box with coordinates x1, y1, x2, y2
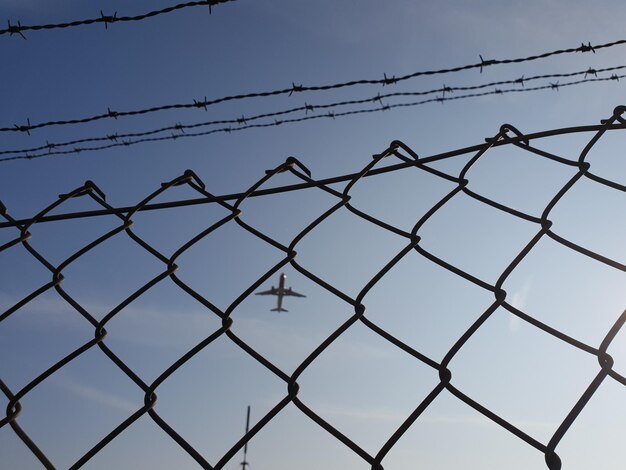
(0, 0, 237, 39)
(2, 63, 624, 161)
(3, 38, 625, 135)
(3, 73, 625, 164)
(3, 105, 626, 469)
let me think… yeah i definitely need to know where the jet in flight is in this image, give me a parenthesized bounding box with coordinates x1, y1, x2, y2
(255, 273, 306, 312)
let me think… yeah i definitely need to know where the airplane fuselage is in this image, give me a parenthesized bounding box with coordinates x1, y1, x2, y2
(273, 273, 287, 312)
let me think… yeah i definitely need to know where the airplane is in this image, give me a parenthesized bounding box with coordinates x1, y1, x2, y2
(255, 273, 306, 312)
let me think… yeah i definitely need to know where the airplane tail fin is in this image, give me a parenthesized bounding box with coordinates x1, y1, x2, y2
(271, 308, 288, 312)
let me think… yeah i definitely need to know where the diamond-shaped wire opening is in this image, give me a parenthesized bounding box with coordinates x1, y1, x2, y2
(0, 291, 93, 390)
(294, 208, 410, 297)
(346, 163, 457, 233)
(235, 183, 342, 246)
(98, 281, 223, 383)
(0, 246, 56, 313)
(364, 249, 495, 361)
(70, 413, 203, 469)
(18, 198, 123, 267)
(54, 233, 169, 321)
(148, 333, 287, 465)
(502, 236, 626, 346)
(383, 389, 547, 469)
(127, 201, 236, 258)
(446, 306, 599, 443)
(239, 402, 369, 469)
(230, 270, 354, 373)
(8, 347, 144, 469)
(462, 141, 579, 216)
(549, 176, 626, 267)
(294, 320, 441, 455)
(173, 220, 289, 312)
(417, 192, 539, 283)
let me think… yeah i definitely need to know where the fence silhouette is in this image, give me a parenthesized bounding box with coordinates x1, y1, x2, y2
(3, 105, 626, 469)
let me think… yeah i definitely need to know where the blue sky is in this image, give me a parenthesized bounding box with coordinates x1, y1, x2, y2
(3, 1, 626, 469)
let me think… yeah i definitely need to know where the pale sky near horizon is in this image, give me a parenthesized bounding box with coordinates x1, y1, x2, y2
(2, 1, 626, 469)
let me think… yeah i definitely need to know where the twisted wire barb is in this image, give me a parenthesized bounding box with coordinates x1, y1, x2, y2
(3, 105, 626, 469)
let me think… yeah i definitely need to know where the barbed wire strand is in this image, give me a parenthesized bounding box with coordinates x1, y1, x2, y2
(3, 38, 625, 134)
(3, 73, 623, 164)
(3, 63, 623, 159)
(0, 0, 236, 39)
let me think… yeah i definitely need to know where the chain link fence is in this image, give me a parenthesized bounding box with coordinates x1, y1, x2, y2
(3, 106, 626, 469)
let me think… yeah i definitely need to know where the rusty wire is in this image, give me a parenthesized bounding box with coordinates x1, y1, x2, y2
(2, 63, 625, 162)
(0, 0, 236, 39)
(3, 105, 626, 469)
(3, 38, 626, 136)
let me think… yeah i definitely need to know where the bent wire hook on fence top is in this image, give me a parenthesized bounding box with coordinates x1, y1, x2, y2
(2, 105, 626, 469)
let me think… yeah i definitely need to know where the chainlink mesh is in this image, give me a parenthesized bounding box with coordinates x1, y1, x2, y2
(3, 106, 626, 469)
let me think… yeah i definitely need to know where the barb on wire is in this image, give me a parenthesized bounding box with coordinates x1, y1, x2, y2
(2, 38, 626, 134)
(579, 42, 596, 53)
(3, 105, 626, 469)
(13, 118, 31, 135)
(6, 20, 26, 40)
(2, 71, 625, 164)
(0, 0, 237, 39)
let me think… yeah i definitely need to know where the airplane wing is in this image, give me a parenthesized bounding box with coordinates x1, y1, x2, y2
(255, 289, 276, 296)
(284, 289, 306, 298)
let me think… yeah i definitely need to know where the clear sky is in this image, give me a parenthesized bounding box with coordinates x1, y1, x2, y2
(2, 1, 626, 469)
